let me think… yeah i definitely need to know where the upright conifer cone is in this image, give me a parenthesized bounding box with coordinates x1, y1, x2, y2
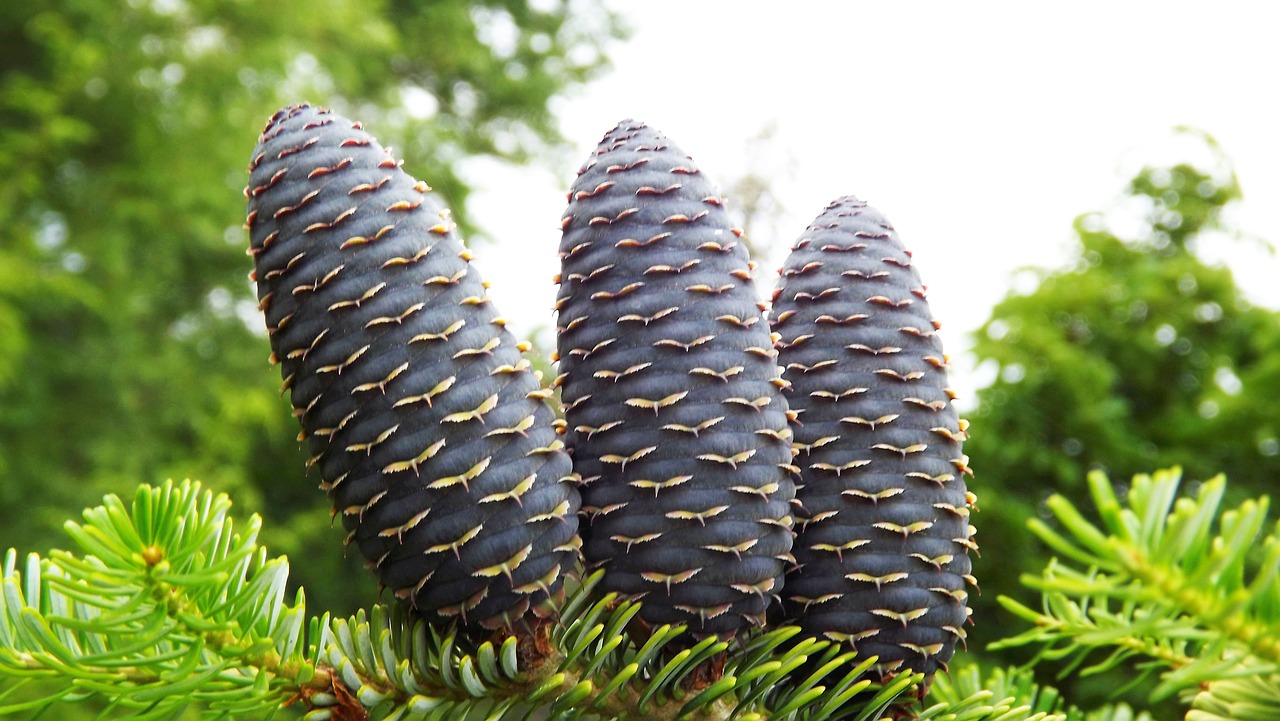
(245, 104, 580, 630)
(774, 197, 976, 677)
(555, 120, 796, 640)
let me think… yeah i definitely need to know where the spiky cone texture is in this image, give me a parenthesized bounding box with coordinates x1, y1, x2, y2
(554, 120, 797, 641)
(772, 196, 976, 678)
(244, 104, 580, 631)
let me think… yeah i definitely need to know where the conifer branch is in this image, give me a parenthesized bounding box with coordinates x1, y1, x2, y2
(994, 468, 1280, 709)
(0, 480, 1053, 720)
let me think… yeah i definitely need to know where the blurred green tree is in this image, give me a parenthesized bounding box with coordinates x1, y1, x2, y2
(965, 129, 1280, 681)
(0, 0, 621, 615)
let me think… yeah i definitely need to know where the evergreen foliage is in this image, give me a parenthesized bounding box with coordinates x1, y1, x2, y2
(994, 468, 1280, 717)
(15, 473, 1259, 717)
(4, 467, 1274, 719)
(0, 480, 989, 719)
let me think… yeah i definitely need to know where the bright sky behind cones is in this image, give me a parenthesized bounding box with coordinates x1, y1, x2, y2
(465, 1, 1280, 405)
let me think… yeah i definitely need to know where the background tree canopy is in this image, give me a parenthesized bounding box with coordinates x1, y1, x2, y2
(0, 0, 623, 616)
(965, 128, 1280, 702)
(969, 130, 1279, 499)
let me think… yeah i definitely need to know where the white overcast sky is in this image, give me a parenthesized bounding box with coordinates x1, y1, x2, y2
(467, 1, 1280, 404)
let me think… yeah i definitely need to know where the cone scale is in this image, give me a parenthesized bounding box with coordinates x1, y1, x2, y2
(773, 196, 976, 677)
(554, 121, 796, 640)
(245, 104, 580, 630)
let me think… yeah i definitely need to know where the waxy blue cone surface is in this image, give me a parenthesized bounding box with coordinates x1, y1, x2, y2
(246, 104, 580, 630)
